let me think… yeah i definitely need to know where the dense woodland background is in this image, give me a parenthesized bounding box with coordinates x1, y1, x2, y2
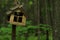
(0, 0, 60, 40)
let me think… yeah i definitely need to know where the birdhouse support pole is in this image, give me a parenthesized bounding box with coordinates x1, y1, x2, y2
(12, 25, 16, 40)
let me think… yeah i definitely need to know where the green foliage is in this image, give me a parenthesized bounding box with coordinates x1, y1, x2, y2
(40, 24, 52, 31)
(0, 20, 53, 40)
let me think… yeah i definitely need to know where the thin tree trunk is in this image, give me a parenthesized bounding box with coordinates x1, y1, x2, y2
(51, 0, 60, 40)
(37, 0, 40, 40)
(34, 0, 38, 25)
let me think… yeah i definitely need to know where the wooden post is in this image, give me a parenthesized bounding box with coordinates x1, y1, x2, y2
(12, 25, 16, 40)
(46, 30, 49, 40)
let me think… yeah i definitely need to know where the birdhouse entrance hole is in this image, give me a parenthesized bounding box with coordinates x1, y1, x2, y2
(18, 17, 22, 22)
(13, 12, 24, 22)
(14, 16, 22, 22)
(7, 15, 10, 21)
(14, 12, 23, 16)
(14, 16, 17, 22)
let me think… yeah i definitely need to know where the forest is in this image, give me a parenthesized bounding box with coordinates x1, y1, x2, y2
(0, 0, 60, 40)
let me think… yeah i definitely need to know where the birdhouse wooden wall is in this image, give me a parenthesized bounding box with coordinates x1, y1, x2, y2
(7, 8, 26, 26)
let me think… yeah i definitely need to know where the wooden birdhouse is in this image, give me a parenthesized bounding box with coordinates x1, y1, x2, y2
(6, 5, 26, 26)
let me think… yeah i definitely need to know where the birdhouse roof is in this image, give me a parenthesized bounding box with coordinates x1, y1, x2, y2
(6, 11, 12, 15)
(6, 4, 27, 17)
(10, 5, 23, 10)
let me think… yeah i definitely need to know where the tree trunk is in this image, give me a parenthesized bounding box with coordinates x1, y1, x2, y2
(51, 0, 60, 40)
(33, 0, 38, 25)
